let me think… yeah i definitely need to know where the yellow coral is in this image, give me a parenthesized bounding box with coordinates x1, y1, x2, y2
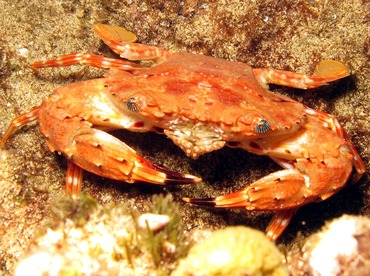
(172, 226, 288, 276)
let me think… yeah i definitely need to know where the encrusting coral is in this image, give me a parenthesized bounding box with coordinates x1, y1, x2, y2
(173, 226, 288, 276)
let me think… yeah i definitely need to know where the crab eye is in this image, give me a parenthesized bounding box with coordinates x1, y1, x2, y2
(255, 119, 270, 134)
(126, 97, 140, 112)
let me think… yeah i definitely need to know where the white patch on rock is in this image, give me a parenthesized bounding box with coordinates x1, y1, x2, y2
(309, 217, 358, 276)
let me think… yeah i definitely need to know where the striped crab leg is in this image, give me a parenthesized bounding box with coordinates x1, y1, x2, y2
(253, 60, 350, 89)
(93, 24, 171, 63)
(31, 24, 170, 70)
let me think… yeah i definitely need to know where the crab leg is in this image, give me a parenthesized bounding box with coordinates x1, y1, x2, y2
(31, 53, 145, 70)
(66, 161, 83, 198)
(265, 209, 298, 240)
(30, 24, 171, 71)
(93, 24, 171, 63)
(253, 60, 350, 89)
(0, 106, 40, 148)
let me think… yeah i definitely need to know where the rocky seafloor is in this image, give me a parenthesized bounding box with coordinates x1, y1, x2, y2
(1, 1, 369, 275)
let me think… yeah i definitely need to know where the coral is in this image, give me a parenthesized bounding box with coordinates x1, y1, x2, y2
(172, 226, 288, 276)
(14, 194, 191, 275)
(288, 215, 370, 275)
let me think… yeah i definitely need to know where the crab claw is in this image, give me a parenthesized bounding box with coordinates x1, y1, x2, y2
(183, 194, 244, 208)
(0, 107, 201, 199)
(61, 134, 201, 198)
(132, 157, 202, 185)
(54, 125, 201, 193)
(65, 155, 201, 198)
(183, 194, 296, 241)
(183, 169, 314, 240)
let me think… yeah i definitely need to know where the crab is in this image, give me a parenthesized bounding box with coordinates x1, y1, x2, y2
(1, 24, 365, 240)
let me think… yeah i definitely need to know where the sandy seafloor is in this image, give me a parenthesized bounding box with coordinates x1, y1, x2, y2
(0, 0, 369, 274)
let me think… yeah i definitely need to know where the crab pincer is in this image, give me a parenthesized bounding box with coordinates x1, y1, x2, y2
(0, 102, 201, 198)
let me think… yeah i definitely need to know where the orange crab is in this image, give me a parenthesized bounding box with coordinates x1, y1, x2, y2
(1, 24, 365, 240)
